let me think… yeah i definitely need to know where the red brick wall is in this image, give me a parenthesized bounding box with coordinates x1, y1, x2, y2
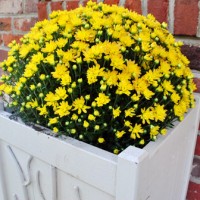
(0, 0, 39, 62)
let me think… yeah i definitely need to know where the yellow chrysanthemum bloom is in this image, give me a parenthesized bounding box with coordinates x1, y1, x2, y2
(95, 93, 110, 107)
(55, 101, 71, 117)
(112, 107, 121, 118)
(72, 96, 90, 114)
(139, 107, 154, 124)
(130, 123, 143, 139)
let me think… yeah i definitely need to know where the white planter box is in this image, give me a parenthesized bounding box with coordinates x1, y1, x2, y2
(0, 96, 200, 200)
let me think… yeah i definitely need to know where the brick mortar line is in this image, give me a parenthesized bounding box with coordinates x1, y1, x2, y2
(196, 1, 200, 37)
(168, 0, 175, 34)
(190, 155, 200, 184)
(175, 36, 200, 47)
(47, 2, 51, 20)
(22, 0, 26, 13)
(0, 46, 9, 51)
(79, 0, 85, 6)
(141, 0, 147, 16)
(119, 0, 126, 6)
(0, 30, 28, 35)
(0, 13, 38, 18)
(62, 1, 67, 10)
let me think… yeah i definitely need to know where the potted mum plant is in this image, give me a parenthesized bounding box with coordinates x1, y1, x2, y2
(0, 1, 199, 199)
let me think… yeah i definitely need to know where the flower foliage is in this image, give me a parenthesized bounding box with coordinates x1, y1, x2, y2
(0, 1, 196, 154)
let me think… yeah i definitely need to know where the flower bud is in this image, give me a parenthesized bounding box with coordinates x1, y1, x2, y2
(71, 82, 76, 88)
(78, 78, 83, 83)
(103, 123, 107, 127)
(100, 84, 107, 91)
(72, 64, 77, 70)
(76, 57, 82, 64)
(26, 95, 31, 100)
(40, 74, 46, 80)
(97, 30, 103, 36)
(68, 88, 73, 93)
(39, 93, 44, 98)
(37, 83, 42, 88)
(95, 125, 100, 131)
(98, 137, 105, 143)
(161, 22, 168, 29)
(92, 102, 96, 107)
(65, 121, 70, 126)
(84, 23, 90, 29)
(79, 134, 84, 140)
(95, 38, 100, 43)
(30, 85, 36, 90)
(85, 95, 90, 100)
(71, 129, 76, 134)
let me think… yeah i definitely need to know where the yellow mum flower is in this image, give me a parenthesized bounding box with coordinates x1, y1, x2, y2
(75, 28, 96, 42)
(162, 80, 174, 95)
(171, 92, 180, 104)
(110, 54, 125, 70)
(55, 87, 68, 100)
(113, 148, 119, 154)
(98, 137, 105, 143)
(116, 79, 133, 96)
(104, 70, 118, 86)
(37, 105, 48, 117)
(130, 123, 143, 139)
(49, 117, 58, 125)
(53, 127, 59, 133)
(87, 64, 104, 85)
(126, 60, 141, 79)
(55, 101, 72, 117)
(150, 125, 160, 138)
(143, 88, 154, 100)
(44, 92, 59, 107)
(139, 107, 154, 124)
(153, 104, 167, 122)
(3, 84, 13, 95)
(44, 54, 55, 65)
(116, 130, 126, 139)
(131, 94, 141, 101)
(112, 107, 121, 118)
(72, 96, 90, 114)
(95, 93, 110, 107)
(125, 108, 135, 118)
(83, 120, 89, 128)
(71, 114, 78, 121)
(51, 63, 67, 79)
(88, 114, 96, 121)
(42, 41, 57, 53)
(124, 120, 132, 128)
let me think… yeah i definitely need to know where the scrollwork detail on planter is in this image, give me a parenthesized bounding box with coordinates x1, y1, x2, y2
(74, 186, 82, 200)
(36, 170, 46, 200)
(7, 145, 32, 200)
(13, 194, 19, 200)
(51, 166, 57, 200)
(24, 156, 33, 186)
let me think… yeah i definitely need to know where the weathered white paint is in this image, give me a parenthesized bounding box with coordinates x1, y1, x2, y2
(0, 95, 200, 200)
(197, 1, 200, 37)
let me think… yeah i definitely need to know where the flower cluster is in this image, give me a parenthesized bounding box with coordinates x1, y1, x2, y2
(0, 1, 196, 154)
